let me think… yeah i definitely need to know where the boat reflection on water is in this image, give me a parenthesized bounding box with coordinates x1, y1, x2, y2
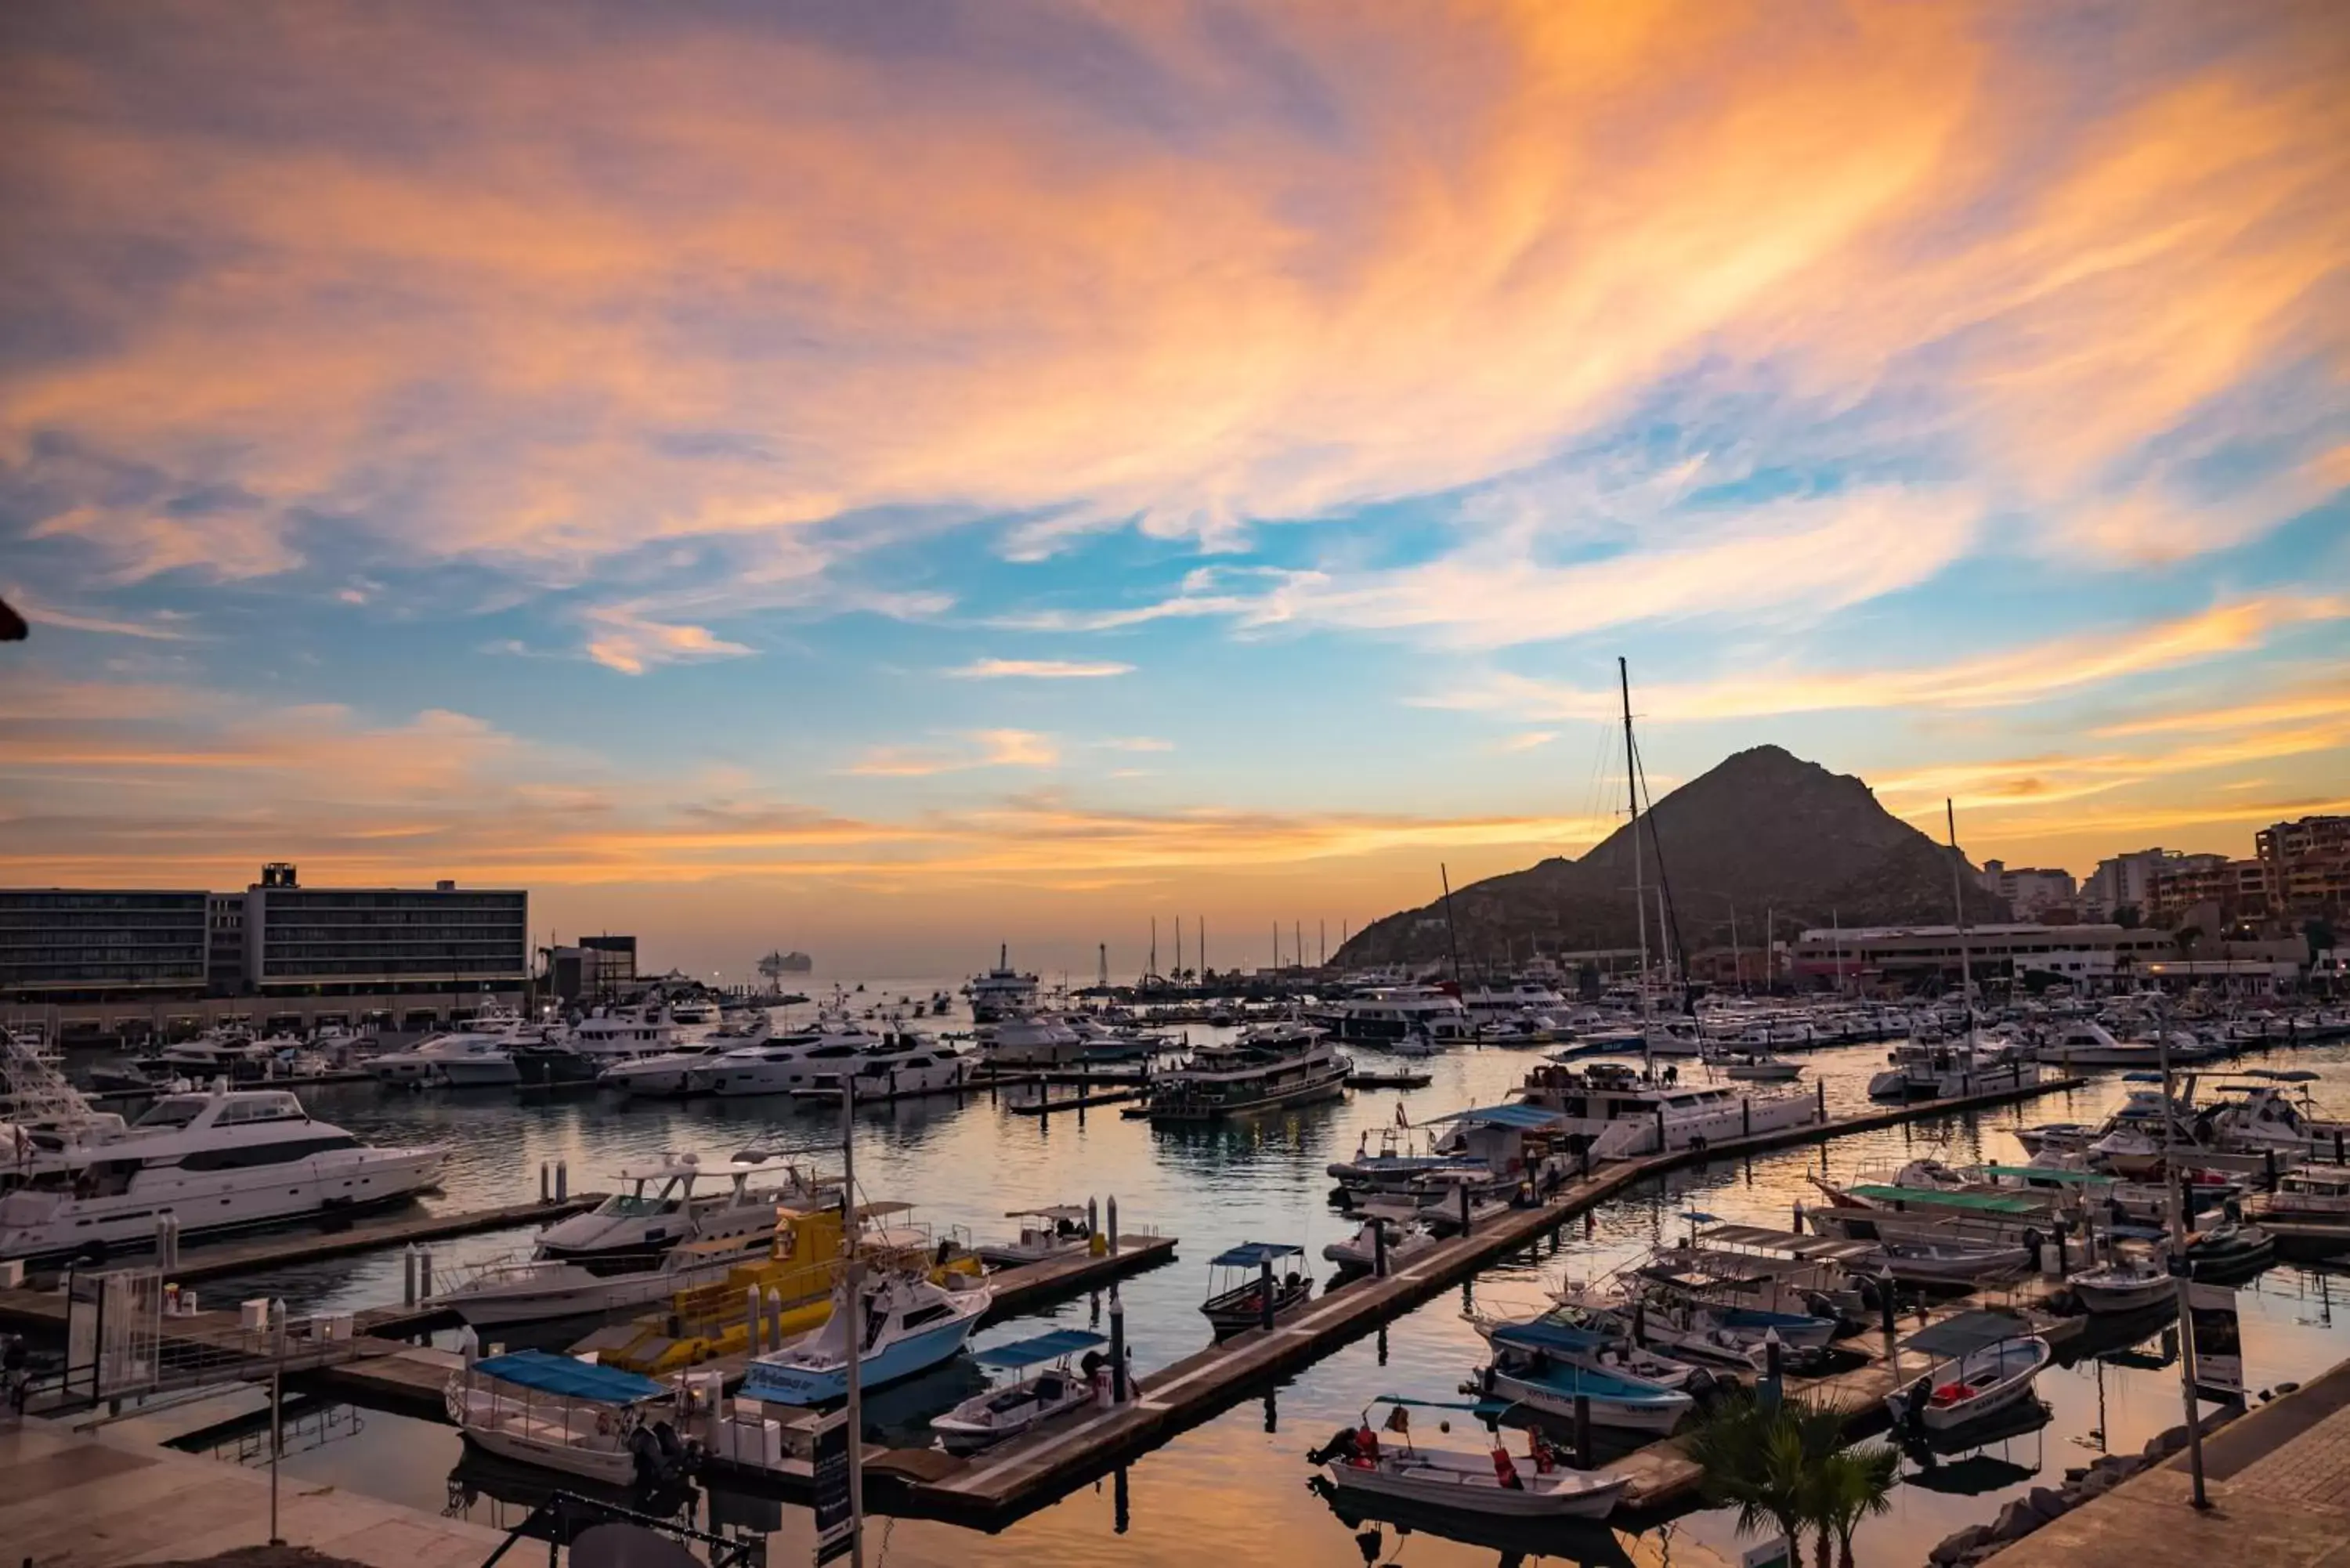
(445, 1443, 699, 1534)
(1311, 1474, 1642, 1566)
(1898, 1396, 2052, 1492)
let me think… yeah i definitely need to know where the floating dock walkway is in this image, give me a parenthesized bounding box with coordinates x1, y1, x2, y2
(862, 1073, 2088, 1524)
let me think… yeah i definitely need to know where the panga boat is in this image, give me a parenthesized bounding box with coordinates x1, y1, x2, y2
(445, 1349, 696, 1487)
(1323, 1207, 1441, 1273)
(1885, 1312, 2052, 1434)
(976, 1205, 1093, 1266)
(2066, 1258, 2175, 1314)
(1475, 1321, 1696, 1433)
(1202, 1241, 1313, 1333)
(1312, 1396, 1626, 1519)
(739, 1270, 991, 1406)
(931, 1328, 1108, 1454)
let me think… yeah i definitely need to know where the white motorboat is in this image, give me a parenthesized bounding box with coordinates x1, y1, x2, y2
(367, 1022, 532, 1086)
(977, 1205, 1094, 1266)
(1477, 1321, 1695, 1433)
(2067, 1259, 2176, 1314)
(1886, 1317, 2051, 1434)
(1315, 1398, 1626, 1519)
(1307, 986, 1472, 1043)
(445, 1349, 693, 1486)
(597, 1017, 771, 1097)
(931, 1328, 1109, 1454)
(0, 1087, 446, 1263)
(794, 1038, 974, 1102)
(741, 1270, 992, 1405)
(1514, 1060, 1817, 1154)
(1202, 1241, 1314, 1331)
(1323, 1208, 1441, 1272)
(531, 1152, 828, 1270)
(982, 1013, 1085, 1068)
(1716, 1053, 1803, 1083)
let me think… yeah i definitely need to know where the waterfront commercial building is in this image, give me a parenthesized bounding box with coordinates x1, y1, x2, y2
(0, 888, 210, 999)
(241, 863, 528, 999)
(1791, 922, 2176, 990)
(546, 934, 637, 1003)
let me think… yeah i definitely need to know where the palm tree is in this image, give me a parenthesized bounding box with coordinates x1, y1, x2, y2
(1683, 1389, 1850, 1567)
(1813, 1440, 1902, 1568)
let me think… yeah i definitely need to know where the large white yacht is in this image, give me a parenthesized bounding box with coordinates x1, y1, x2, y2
(1307, 985, 1471, 1042)
(1461, 981, 1571, 1018)
(0, 1087, 447, 1263)
(1145, 1021, 1350, 1122)
(982, 1013, 1084, 1067)
(1513, 1060, 1817, 1154)
(794, 1039, 974, 1102)
(595, 1014, 773, 1097)
(693, 1021, 924, 1097)
(561, 1005, 684, 1064)
(967, 945, 1041, 1022)
(367, 1008, 540, 1086)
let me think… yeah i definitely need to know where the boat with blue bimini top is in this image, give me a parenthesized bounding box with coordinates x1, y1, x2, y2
(739, 1269, 992, 1406)
(1311, 1395, 1628, 1519)
(444, 1349, 696, 1487)
(931, 1328, 1113, 1454)
(1472, 1319, 1697, 1433)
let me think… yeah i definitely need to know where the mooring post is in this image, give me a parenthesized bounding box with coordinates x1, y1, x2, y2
(1817, 1077, 1827, 1119)
(1089, 1195, 1101, 1241)
(539, 1162, 550, 1204)
(767, 1285, 783, 1349)
(1107, 1194, 1119, 1252)
(1459, 1181, 1473, 1237)
(417, 1251, 432, 1302)
(747, 1285, 763, 1353)
(1259, 1257, 1275, 1331)
(1743, 1097, 1752, 1138)
(403, 1246, 418, 1306)
(1372, 1219, 1387, 1277)
(1109, 1285, 1128, 1404)
(555, 1160, 568, 1202)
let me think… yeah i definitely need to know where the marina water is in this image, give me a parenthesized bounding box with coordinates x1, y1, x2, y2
(85, 981, 2350, 1567)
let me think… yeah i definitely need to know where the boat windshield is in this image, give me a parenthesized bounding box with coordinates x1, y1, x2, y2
(595, 1190, 682, 1218)
(135, 1096, 210, 1129)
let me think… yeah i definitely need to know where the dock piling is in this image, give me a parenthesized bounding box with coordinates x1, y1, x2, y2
(1372, 1219, 1387, 1277)
(416, 1250, 432, 1302)
(747, 1286, 764, 1353)
(539, 1162, 549, 1203)
(1109, 1285, 1127, 1404)
(1458, 1182, 1473, 1237)
(1259, 1258, 1275, 1331)
(1106, 1195, 1119, 1253)
(766, 1285, 783, 1349)
(555, 1160, 568, 1202)
(402, 1246, 417, 1306)
(1088, 1196, 1100, 1242)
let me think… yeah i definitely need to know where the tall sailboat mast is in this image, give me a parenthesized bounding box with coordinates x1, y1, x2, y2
(1620, 658, 1647, 1014)
(1946, 798, 1975, 1045)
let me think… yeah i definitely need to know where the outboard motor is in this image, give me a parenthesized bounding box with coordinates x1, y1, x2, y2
(1307, 1425, 1361, 1466)
(629, 1424, 665, 1487)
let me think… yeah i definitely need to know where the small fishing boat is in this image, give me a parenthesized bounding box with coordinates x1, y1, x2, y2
(1717, 1053, 1804, 1083)
(2067, 1259, 2176, 1314)
(1312, 1396, 1626, 1519)
(1465, 1306, 1709, 1392)
(976, 1205, 1094, 1266)
(2184, 1217, 2276, 1275)
(931, 1328, 1108, 1454)
(1885, 1313, 2052, 1435)
(444, 1349, 696, 1487)
(1476, 1321, 1696, 1433)
(739, 1270, 992, 1406)
(1202, 1241, 1314, 1333)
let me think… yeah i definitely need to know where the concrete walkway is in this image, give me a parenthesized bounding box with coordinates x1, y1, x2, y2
(2, 1416, 508, 1568)
(1991, 1356, 2350, 1568)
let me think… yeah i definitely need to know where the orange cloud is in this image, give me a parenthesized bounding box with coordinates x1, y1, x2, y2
(946, 658, 1134, 679)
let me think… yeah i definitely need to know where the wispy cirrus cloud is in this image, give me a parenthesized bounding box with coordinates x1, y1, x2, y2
(1420, 594, 2349, 723)
(847, 729, 1062, 777)
(580, 607, 754, 676)
(946, 658, 1134, 680)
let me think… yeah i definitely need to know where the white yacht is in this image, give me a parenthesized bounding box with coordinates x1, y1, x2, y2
(1308, 985, 1470, 1042)
(794, 1037, 974, 1102)
(560, 1005, 683, 1064)
(367, 1014, 538, 1085)
(1461, 981, 1571, 1018)
(982, 1013, 1085, 1068)
(1867, 1034, 2038, 1101)
(595, 1015, 772, 1097)
(0, 1088, 446, 1263)
(1514, 1060, 1817, 1154)
(1146, 1022, 1350, 1122)
(968, 945, 1041, 1023)
(694, 1021, 910, 1097)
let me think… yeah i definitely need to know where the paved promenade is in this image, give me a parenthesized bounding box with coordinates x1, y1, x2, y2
(2, 1416, 508, 1568)
(1991, 1355, 2350, 1568)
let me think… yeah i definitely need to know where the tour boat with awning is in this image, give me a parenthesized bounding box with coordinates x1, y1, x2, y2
(446, 1349, 694, 1486)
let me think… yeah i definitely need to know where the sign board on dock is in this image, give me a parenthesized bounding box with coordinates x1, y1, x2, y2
(2188, 1282, 2242, 1399)
(812, 1408, 857, 1564)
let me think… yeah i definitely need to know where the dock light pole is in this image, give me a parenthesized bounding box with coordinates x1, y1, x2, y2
(2158, 1009, 2211, 1509)
(840, 1079, 866, 1566)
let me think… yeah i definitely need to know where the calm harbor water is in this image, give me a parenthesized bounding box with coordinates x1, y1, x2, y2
(85, 983, 2350, 1566)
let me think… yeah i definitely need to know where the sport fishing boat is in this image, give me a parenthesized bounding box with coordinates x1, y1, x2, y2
(739, 1270, 992, 1405)
(1513, 1060, 1817, 1154)
(445, 1349, 696, 1487)
(1313, 1396, 1627, 1520)
(1147, 1025, 1350, 1122)
(429, 1157, 833, 1324)
(0, 1086, 446, 1263)
(931, 1328, 1109, 1454)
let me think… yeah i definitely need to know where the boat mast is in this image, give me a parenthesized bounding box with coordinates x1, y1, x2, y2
(839, 1075, 866, 1565)
(1439, 864, 1464, 992)
(1621, 657, 1647, 1021)
(1945, 799, 1974, 1046)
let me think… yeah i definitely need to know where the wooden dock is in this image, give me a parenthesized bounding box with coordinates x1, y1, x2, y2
(869, 1074, 2088, 1524)
(1003, 1086, 1144, 1115)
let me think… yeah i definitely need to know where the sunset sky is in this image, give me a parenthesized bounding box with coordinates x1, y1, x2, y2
(3, 2, 2346, 979)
